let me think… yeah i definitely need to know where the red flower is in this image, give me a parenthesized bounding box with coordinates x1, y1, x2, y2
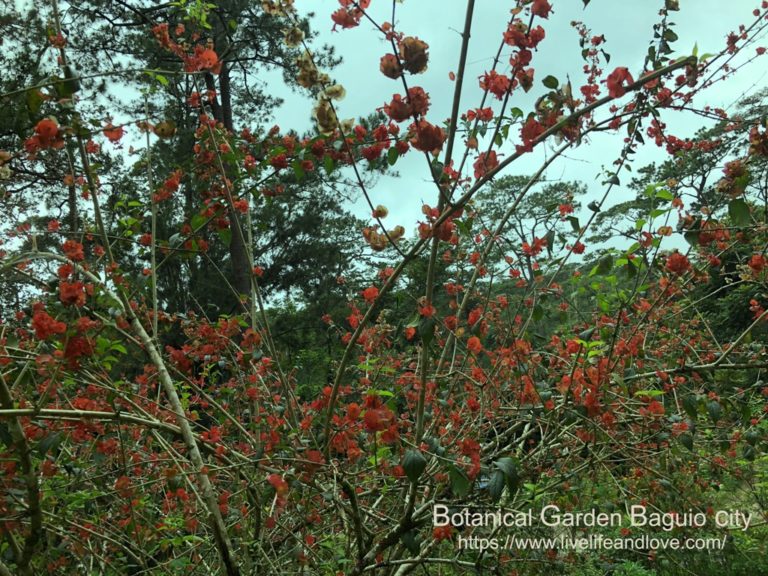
(62, 239, 85, 262)
(520, 117, 545, 150)
(198, 48, 218, 70)
(503, 21, 528, 48)
(64, 335, 94, 367)
(531, 0, 552, 18)
(665, 252, 690, 275)
(749, 254, 765, 273)
(571, 241, 586, 254)
(60, 281, 86, 307)
(114, 475, 133, 498)
(419, 303, 436, 317)
(332, 7, 363, 30)
(522, 236, 547, 257)
(383, 94, 412, 122)
(26, 118, 65, 152)
(399, 37, 429, 74)
(407, 86, 430, 116)
(528, 26, 546, 48)
(647, 400, 665, 416)
(606, 67, 634, 98)
(467, 336, 482, 354)
(267, 473, 289, 495)
(380, 53, 402, 79)
(31, 310, 67, 339)
(409, 120, 446, 153)
(361, 286, 379, 304)
(36, 118, 59, 143)
(479, 70, 511, 99)
(270, 153, 289, 170)
(363, 408, 392, 432)
(103, 124, 124, 142)
(473, 150, 499, 179)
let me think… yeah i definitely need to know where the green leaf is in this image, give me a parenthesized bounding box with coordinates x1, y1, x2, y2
(400, 530, 421, 555)
(487, 470, 506, 503)
(0, 423, 12, 446)
(679, 432, 694, 451)
(448, 464, 471, 497)
(217, 228, 232, 246)
(684, 230, 700, 246)
(542, 75, 559, 89)
(494, 457, 518, 483)
(682, 395, 698, 419)
(728, 198, 750, 226)
(578, 327, 595, 341)
(144, 70, 169, 86)
(26, 89, 44, 114)
(402, 450, 427, 484)
(110, 343, 127, 354)
(38, 432, 63, 457)
(387, 147, 399, 166)
(707, 400, 722, 423)
(190, 213, 206, 231)
(292, 160, 305, 183)
(545, 229, 556, 258)
(323, 154, 334, 175)
(568, 216, 580, 233)
(635, 389, 664, 397)
(590, 254, 613, 276)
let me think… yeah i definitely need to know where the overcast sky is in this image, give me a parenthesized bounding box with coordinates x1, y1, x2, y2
(268, 0, 768, 234)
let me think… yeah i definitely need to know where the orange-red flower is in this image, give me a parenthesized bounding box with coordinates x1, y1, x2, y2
(606, 67, 634, 98)
(479, 70, 511, 100)
(409, 120, 446, 153)
(60, 281, 86, 307)
(380, 53, 402, 79)
(665, 252, 690, 275)
(31, 310, 67, 340)
(473, 150, 499, 179)
(62, 239, 85, 262)
(399, 37, 429, 74)
(103, 123, 124, 142)
(532, 0, 552, 18)
(361, 285, 379, 304)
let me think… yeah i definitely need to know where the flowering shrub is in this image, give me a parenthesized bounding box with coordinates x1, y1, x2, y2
(1, 1, 768, 575)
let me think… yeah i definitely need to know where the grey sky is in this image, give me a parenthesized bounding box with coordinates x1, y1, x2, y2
(270, 1, 768, 237)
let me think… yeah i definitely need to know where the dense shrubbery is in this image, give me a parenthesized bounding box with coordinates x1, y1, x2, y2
(1, 1, 768, 574)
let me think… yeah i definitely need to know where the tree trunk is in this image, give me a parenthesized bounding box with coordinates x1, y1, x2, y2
(206, 60, 251, 310)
